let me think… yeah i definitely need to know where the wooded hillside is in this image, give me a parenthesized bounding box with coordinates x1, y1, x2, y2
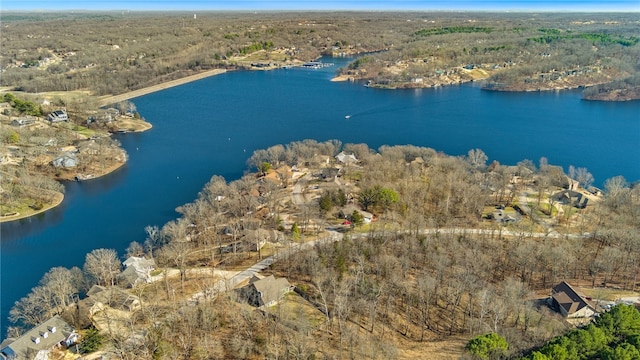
(1, 12, 638, 98)
(7, 141, 639, 359)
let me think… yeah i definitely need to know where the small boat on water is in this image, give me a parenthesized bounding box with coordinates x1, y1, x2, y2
(345, 115, 351, 119)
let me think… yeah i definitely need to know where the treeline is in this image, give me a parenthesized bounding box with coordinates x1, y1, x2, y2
(3, 93, 43, 116)
(582, 74, 640, 100)
(3, 12, 638, 97)
(0, 12, 394, 95)
(414, 26, 494, 36)
(334, 13, 640, 92)
(239, 41, 275, 55)
(521, 304, 640, 359)
(528, 31, 639, 47)
(7, 248, 121, 334)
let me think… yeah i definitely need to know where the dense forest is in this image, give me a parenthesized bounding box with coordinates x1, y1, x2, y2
(6, 140, 639, 358)
(1, 12, 638, 98)
(520, 304, 640, 359)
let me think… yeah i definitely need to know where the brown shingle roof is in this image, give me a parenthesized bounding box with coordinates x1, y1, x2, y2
(551, 281, 593, 316)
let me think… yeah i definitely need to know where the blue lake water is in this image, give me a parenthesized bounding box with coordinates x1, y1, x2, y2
(1, 56, 639, 334)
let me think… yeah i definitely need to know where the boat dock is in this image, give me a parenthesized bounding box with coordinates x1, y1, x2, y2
(302, 61, 334, 69)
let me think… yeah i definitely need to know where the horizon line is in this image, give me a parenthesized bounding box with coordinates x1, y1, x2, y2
(3, 8, 640, 13)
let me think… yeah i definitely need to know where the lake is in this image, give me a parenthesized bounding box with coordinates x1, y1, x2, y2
(1, 56, 638, 334)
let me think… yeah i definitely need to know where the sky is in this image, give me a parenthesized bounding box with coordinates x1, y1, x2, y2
(1, 0, 639, 12)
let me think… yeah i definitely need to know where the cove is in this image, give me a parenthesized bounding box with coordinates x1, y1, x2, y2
(1, 56, 638, 333)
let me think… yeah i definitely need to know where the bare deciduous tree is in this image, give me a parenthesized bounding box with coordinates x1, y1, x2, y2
(83, 248, 121, 286)
(467, 148, 488, 170)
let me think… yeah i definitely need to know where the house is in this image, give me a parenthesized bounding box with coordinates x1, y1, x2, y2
(550, 281, 596, 318)
(566, 177, 580, 191)
(335, 151, 358, 165)
(263, 165, 293, 187)
(492, 208, 519, 223)
(102, 108, 120, 122)
(586, 186, 603, 197)
(51, 153, 78, 168)
(47, 110, 68, 123)
(10, 118, 35, 127)
(118, 256, 156, 287)
(243, 228, 277, 251)
(51, 153, 77, 168)
(552, 190, 589, 209)
(237, 275, 293, 309)
(320, 167, 340, 181)
(0, 315, 78, 360)
(81, 285, 141, 315)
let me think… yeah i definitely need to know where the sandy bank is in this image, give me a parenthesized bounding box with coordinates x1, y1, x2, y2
(331, 75, 354, 82)
(98, 69, 227, 107)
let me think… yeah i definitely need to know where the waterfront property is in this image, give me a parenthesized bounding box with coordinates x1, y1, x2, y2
(119, 256, 157, 288)
(0, 315, 78, 360)
(2, 56, 639, 336)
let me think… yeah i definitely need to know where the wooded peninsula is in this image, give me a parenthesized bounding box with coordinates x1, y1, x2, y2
(4, 139, 640, 359)
(1, 11, 639, 219)
(1, 11, 639, 98)
(1, 10, 639, 360)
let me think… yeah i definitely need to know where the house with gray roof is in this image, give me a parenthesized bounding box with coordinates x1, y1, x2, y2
(552, 190, 589, 209)
(51, 153, 77, 168)
(10, 118, 36, 128)
(335, 151, 358, 165)
(118, 256, 156, 288)
(238, 275, 293, 309)
(0, 315, 78, 360)
(81, 285, 141, 315)
(47, 110, 68, 123)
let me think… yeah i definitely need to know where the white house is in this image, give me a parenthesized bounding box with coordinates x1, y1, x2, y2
(335, 151, 358, 165)
(47, 110, 68, 123)
(119, 256, 156, 287)
(51, 153, 78, 168)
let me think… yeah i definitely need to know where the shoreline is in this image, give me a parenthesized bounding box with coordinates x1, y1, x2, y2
(0, 191, 64, 223)
(1, 160, 126, 223)
(2, 76, 156, 224)
(98, 68, 227, 107)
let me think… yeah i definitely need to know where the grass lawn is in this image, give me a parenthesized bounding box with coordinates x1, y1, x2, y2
(275, 292, 327, 329)
(0, 188, 63, 222)
(72, 124, 99, 137)
(580, 287, 640, 302)
(528, 202, 558, 218)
